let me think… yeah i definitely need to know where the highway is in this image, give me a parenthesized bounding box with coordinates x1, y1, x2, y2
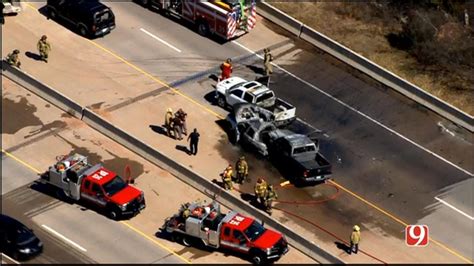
(1, 77, 313, 264)
(2, 1, 473, 263)
(97, 2, 474, 262)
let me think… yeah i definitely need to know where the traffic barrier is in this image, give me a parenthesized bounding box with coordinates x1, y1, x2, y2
(2, 63, 344, 264)
(255, 1, 303, 37)
(2, 61, 83, 119)
(81, 106, 344, 264)
(256, 2, 474, 132)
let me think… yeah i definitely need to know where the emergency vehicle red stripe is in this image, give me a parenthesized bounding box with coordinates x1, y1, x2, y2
(247, 5, 257, 30)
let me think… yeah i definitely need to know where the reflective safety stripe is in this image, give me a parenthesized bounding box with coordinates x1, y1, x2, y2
(220, 240, 250, 252)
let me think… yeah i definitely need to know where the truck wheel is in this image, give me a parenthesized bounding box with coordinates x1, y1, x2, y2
(197, 21, 210, 36)
(251, 252, 266, 264)
(78, 24, 88, 37)
(107, 208, 120, 220)
(217, 95, 226, 108)
(139, 0, 149, 7)
(48, 8, 57, 20)
(182, 236, 192, 247)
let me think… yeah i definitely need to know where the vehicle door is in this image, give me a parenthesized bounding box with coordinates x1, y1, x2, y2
(219, 225, 233, 248)
(80, 179, 107, 207)
(272, 138, 289, 162)
(227, 88, 244, 106)
(230, 229, 250, 253)
(241, 126, 257, 149)
(56, 0, 75, 23)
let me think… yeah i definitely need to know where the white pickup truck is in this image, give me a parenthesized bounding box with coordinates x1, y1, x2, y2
(215, 77, 296, 126)
(2, 0, 22, 15)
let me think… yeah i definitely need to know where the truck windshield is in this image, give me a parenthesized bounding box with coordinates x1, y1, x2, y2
(293, 144, 316, 155)
(229, 82, 245, 91)
(103, 176, 127, 196)
(244, 221, 267, 242)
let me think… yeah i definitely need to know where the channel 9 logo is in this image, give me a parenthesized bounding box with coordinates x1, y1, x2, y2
(405, 225, 429, 247)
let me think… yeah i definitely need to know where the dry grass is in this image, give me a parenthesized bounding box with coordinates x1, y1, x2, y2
(271, 2, 474, 115)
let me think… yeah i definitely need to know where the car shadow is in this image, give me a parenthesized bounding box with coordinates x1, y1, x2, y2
(204, 91, 218, 106)
(25, 51, 43, 61)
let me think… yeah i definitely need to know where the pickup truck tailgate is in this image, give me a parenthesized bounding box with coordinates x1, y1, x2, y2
(273, 98, 296, 122)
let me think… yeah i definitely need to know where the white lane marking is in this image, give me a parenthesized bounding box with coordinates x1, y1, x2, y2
(232, 41, 474, 177)
(435, 196, 474, 220)
(140, 28, 182, 53)
(41, 224, 87, 252)
(1, 253, 20, 264)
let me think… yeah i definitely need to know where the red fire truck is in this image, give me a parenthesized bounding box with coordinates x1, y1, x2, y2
(161, 200, 288, 264)
(39, 153, 146, 220)
(138, 0, 257, 40)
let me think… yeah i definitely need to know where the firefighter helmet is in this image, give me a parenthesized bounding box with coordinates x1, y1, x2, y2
(353, 225, 360, 231)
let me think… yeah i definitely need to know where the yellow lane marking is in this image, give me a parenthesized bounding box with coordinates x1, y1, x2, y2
(85, 40, 224, 120)
(329, 180, 473, 264)
(2, 149, 42, 174)
(120, 221, 191, 264)
(19, 4, 474, 263)
(1, 149, 192, 264)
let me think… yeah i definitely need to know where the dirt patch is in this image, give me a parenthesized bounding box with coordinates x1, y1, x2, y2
(270, 2, 474, 115)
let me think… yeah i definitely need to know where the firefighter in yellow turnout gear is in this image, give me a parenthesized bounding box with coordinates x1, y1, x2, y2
(254, 178, 267, 207)
(221, 165, 234, 190)
(264, 184, 278, 215)
(235, 156, 249, 184)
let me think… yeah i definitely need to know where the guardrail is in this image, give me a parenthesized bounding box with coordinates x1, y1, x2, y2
(2, 61, 344, 264)
(256, 2, 474, 132)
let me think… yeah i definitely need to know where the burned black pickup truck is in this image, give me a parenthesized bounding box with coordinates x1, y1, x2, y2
(226, 104, 332, 186)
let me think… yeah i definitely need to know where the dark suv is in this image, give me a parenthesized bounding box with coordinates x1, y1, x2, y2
(0, 214, 43, 260)
(46, 0, 115, 38)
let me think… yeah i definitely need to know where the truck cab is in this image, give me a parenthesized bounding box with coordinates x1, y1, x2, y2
(40, 153, 145, 220)
(216, 77, 276, 108)
(216, 77, 296, 126)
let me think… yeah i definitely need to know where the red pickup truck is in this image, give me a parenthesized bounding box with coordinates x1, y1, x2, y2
(162, 200, 288, 264)
(40, 153, 145, 220)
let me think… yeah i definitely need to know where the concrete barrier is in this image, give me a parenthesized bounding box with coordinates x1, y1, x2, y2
(256, 1, 303, 37)
(81, 110, 344, 264)
(2, 64, 344, 264)
(256, 2, 474, 132)
(2, 61, 83, 119)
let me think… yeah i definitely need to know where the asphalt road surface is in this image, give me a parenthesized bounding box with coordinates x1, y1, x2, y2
(2, 154, 185, 264)
(5, 1, 473, 263)
(87, 2, 473, 260)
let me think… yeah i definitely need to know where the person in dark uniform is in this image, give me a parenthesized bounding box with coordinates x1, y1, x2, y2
(187, 128, 200, 155)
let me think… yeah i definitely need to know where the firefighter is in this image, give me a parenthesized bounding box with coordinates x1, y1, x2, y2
(175, 108, 188, 135)
(349, 225, 361, 255)
(221, 164, 234, 190)
(37, 35, 52, 63)
(264, 184, 278, 214)
(164, 108, 174, 138)
(235, 156, 249, 184)
(6, 49, 21, 68)
(172, 115, 183, 140)
(263, 48, 273, 77)
(254, 178, 267, 207)
(220, 58, 233, 81)
(182, 207, 191, 220)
